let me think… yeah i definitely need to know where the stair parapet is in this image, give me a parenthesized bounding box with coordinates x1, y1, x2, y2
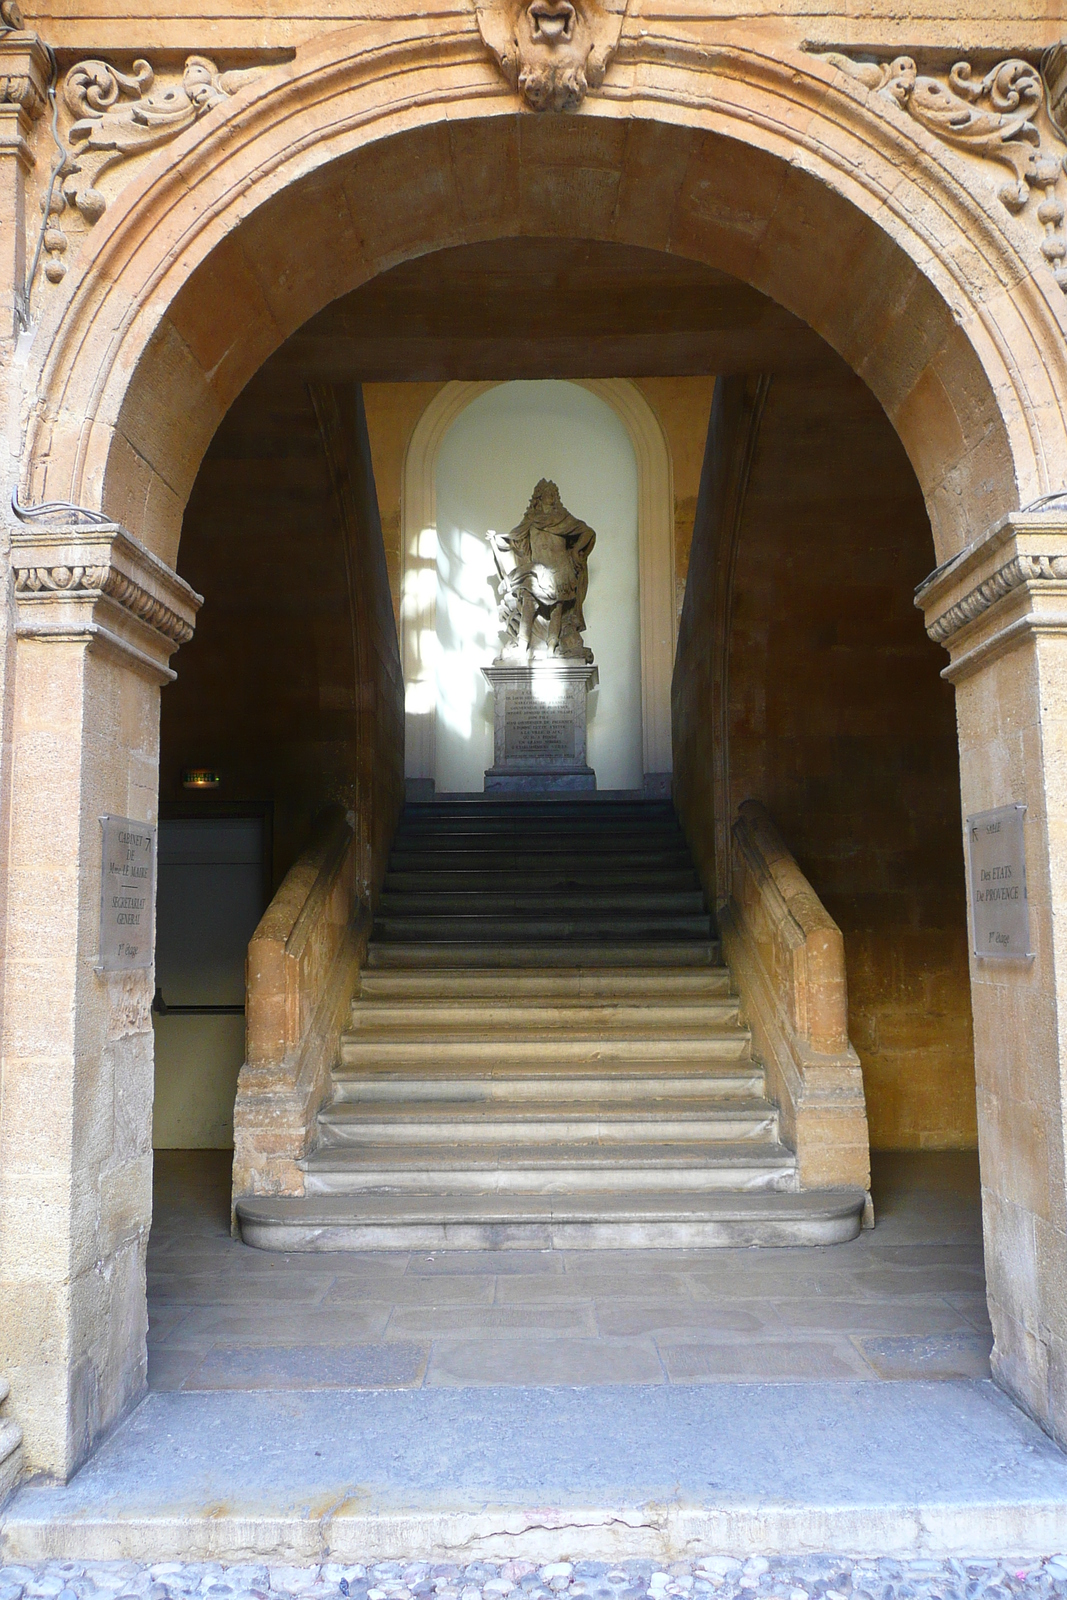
(232, 807, 370, 1213)
(723, 800, 872, 1219)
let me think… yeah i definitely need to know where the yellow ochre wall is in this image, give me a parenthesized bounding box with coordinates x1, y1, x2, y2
(673, 359, 977, 1152)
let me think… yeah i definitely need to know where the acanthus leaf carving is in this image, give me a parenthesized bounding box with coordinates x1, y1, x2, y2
(822, 51, 1067, 292)
(61, 53, 265, 224)
(475, 0, 627, 111)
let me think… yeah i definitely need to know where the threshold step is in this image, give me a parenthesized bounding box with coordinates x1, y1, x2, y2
(236, 1187, 868, 1251)
(365, 942, 721, 968)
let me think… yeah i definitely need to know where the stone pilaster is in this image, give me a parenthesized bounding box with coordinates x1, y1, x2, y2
(0, 520, 200, 1479)
(0, 32, 49, 333)
(917, 511, 1067, 1444)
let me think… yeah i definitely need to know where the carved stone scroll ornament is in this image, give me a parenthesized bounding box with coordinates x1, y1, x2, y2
(821, 53, 1067, 292)
(474, 0, 627, 111)
(60, 54, 264, 223)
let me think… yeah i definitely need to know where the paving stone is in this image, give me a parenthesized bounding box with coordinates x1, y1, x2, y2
(174, 1342, 430, 1389)
(14, 1564, 1067, 1600)
(424, 1334, 665, 1385)
(854, 1331, 994, 1380)
(659, 1338, 874, 1381)
(407, 1252, 564, 1277)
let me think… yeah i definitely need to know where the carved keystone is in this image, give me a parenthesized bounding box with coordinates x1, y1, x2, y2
(474, 0, 627, 110)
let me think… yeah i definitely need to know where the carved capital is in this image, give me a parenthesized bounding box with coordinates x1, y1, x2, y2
(11, 522, 202, 683)
(474, 0, 627, 110)
(0, 33, 51, 137)
(916, 512, 1067, 681)
(821, 50, 1067, 293)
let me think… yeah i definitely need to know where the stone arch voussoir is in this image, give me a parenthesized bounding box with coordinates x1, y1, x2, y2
(20, 20, 1067, 565)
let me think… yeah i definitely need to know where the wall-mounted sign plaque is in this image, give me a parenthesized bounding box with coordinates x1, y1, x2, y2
(98, 815, 156, 971)
(966, 803, 1031, 960)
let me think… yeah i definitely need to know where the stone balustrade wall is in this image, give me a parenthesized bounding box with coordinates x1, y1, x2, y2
(721, 801, 872, 1210)
(233, 807, 368, 1206)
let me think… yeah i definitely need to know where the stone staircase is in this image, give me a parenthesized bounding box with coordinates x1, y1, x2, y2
(237, 799, 867, 1250)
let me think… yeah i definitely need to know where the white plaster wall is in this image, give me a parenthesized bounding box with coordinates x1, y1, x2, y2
(435, 381, 642, 793)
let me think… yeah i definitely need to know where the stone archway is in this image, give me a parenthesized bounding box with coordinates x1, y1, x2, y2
(6, 13, 1067, 1478)
(19, 25, 1067, 559)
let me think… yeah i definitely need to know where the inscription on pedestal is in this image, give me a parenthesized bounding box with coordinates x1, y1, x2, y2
(98, 814, 156, 971)
(966, 802, 1031, 959)
(503, 689, 577, 763)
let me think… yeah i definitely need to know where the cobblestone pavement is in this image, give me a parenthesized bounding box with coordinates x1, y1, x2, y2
(3, 1556, 1067, 1600)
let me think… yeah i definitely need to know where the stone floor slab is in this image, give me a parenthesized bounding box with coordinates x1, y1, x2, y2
(5, 1382, 1067, 1561)
(386, 1305, 598, 1337)
(659, 1339, 874, 1382)
(178, 1342, 430, 1390)
(854, 1333, 994, 1380)
(424, 1337, 666, 1386)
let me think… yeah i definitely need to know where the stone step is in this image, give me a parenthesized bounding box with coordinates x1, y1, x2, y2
(402, 800, 677, 815)
(394, 816, 684, 835)
(329, 1064, 767, 1103)
(365, 941, 721, 967)
(372, 912, 716, 942)
(348, 998, 741, 1030)
(382, 868, 704, 893)
(316, 1098, 780, 1146)
(338, 1030, 753, 1068)
(236, 1188, 868, 1251)
(301, 1140, 798, 1194)
(357, 965, 734, 998)
(376, 889, 708, 916)
(386, 848, 696, 872)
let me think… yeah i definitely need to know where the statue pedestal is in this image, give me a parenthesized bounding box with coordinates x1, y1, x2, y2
(482, 662, 598, 793)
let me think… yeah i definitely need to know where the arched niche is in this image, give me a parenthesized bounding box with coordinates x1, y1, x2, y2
(400, 378, 675, 790)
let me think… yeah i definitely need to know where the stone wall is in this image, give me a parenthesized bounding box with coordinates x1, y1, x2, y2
(674, 359, 976, 1152)
(160, 377, 404, 896)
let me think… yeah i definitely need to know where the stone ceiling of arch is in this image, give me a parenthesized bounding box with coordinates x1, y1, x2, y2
(259, 238, 829, 384)
(128, 111, 1009, 566)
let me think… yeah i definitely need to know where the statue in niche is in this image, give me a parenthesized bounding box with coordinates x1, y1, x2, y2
(488, 479, 596, 662)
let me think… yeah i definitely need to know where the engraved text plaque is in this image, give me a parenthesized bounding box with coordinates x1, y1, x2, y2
(99, 814, 156, 971)
(966, 803, 1031, 960)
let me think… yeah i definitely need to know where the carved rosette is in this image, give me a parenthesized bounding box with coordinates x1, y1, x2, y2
(822, 51, 1067, 292)
(11, 523, 202, 682)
